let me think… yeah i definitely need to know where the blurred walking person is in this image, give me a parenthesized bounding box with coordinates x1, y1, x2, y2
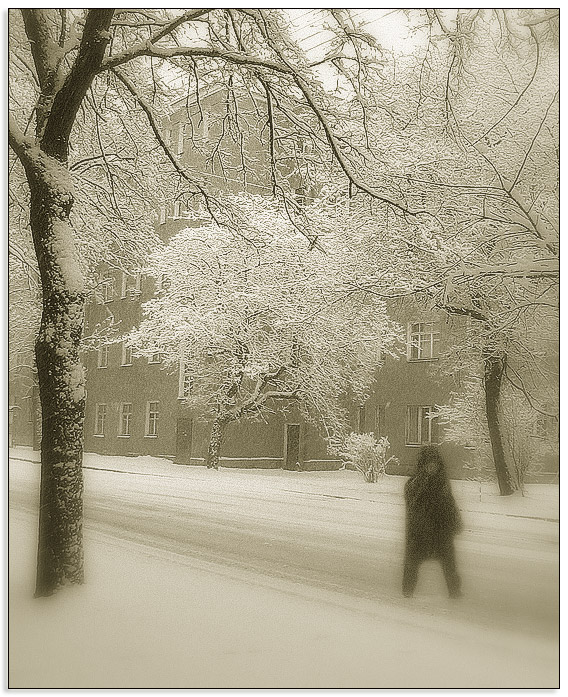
(403, 445, 463, 598)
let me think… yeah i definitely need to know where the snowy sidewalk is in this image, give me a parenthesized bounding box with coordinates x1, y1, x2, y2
(9, 446, 559, 522)
(9, 508, 558, 689)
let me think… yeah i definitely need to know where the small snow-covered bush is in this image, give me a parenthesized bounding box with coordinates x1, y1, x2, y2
(341, 433, 397, 483)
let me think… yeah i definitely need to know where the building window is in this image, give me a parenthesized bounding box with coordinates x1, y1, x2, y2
(173, 200, 182, 218)
(533, 413, 559, 440)
(121, 343, 133, 366)
(406, 405, 438, 445)
(122, 272, 142, 300)
(119, 403, 132, 436)
(178, 361, 192, 399)
(120, 272, 128, 298)
(159, 206, 167, 225)
(97, 345, 109, 368)
(145, 401, 159, 437)
(164, 127, 172, 147)
(407, 322, 440, 361)
(177, 123, 185, 155)
(295, 186, 307, 206)
(358, 406, 366, 434)
(375, 405, 386, 439)
(149, 352, 162, 364)
(120, 272, 142, 299)
(196, 113, 209, 139)
(101, 277, 114, 303)
(95, 404, 107, 436)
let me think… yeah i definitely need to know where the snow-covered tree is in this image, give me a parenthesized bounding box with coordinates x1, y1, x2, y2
(438, 374, 558, 493)
(317, 9, 559, 494)
(129, 195, 399, 469)
(413, 9, 559, 494)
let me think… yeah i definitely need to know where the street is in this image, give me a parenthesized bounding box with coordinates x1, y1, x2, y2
(9, 452, 558, 643)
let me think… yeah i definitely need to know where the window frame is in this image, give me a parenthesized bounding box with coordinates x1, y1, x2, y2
(407, 322, 440, 362)
(119, 402, 132, 437)
(148, 352, 162, 365)
(95, 403, 107, 436)
(406, 405, 438, 446)
(177, 123, 185, 155)
(375, 405, 386, 439)
(533, 413, 559, 441)
(124, 273, 142, 300)
(120, 272, 128, 298)
(357, 406, 366, 434)
(121, 342, 133, 367)
(97, 345, 109, 369)
(178, 359, 191, 400)
(202, 113, 209, 139)
(145, 401, 159, 437)
(101, 277, 114, 303)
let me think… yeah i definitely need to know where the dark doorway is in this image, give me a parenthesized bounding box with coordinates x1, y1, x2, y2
(285, 424, 301, 470)
(175, 417, 193, 465)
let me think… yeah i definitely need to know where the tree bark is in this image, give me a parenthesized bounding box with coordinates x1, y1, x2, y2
(25, 160, 87, 596)
(14, 157, 86, 596)
(483, 351, 515, 496)
(206, 415, 229, 469)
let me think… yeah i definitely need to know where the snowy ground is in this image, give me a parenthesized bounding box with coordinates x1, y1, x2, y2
(9, 447, 559, 689)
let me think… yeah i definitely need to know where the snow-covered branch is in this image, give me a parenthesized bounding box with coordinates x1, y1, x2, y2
(20, 9, 60, 89)
(110, 68, 220, 221)
(8, 114, 36, 161)
(101, 45, 293, 75)
(41, 9, 115, 157)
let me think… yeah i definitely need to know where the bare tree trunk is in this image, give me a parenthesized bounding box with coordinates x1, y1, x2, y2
(206, 415, 229, 469)
(35, 311, 85, 594)
(26, 166, 87, 596)
(483, 351, 515, 496)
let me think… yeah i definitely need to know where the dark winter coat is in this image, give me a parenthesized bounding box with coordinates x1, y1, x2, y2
(404, 446, 462, 558)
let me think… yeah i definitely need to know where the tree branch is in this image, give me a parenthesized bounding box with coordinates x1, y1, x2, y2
(507, 90, 558, 194)
(291, 73, 423, 214)
(436, 303, 488, 323)
(504, 365, 558, 418)
(20, 9, 58, 88)
(448, 260, 559, 281)
(8, 114, 35, 163)
(41, 9, 115, 159)
(101, 45, 292, 74)
(146, 9, 212, 44)
(520, 11, 559, 26)
(473, 25, 541, 145)
(110, 67, 220, 221)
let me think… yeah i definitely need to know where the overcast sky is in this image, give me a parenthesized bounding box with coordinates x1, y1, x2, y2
(287, 9, 422, 56)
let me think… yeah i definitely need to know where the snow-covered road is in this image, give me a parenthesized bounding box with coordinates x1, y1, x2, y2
(9, 449, 559, 688)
